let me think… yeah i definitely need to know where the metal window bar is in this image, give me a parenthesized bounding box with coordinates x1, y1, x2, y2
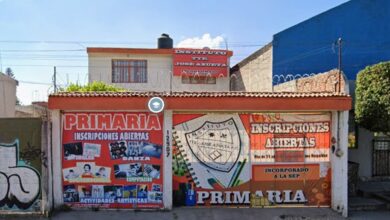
(373, 139, 390, 176)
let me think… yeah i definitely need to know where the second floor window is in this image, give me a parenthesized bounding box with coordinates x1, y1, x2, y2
(112, 60, 147, 83)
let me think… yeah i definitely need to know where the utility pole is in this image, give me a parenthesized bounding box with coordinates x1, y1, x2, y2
(53, 66, 57, 93)
(337, 38, 342, 93)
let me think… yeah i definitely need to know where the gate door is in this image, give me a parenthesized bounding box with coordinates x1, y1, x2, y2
(373, 138, 390, 176)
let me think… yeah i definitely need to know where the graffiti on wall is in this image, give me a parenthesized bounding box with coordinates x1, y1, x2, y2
(0, 140, 41, 210)
(0, 118, 42, 212)
(172, 113, 331, 207)
(62, 112, 164, 209)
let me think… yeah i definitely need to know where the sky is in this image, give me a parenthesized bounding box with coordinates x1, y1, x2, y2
(0, 0, 349, 105)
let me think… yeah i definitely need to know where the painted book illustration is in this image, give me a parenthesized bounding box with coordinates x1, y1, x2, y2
(173, 114, 250, 189)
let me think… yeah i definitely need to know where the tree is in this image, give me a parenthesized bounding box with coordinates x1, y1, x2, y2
(61, 81, 126, 92)
(5, 67, 15, 79)
(355, 61, 390, 134)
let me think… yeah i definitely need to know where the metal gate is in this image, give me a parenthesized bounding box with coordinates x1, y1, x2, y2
(373, 139, 390, 176)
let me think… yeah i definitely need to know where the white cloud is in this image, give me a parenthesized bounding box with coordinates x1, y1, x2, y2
(176, 33, 225, 49)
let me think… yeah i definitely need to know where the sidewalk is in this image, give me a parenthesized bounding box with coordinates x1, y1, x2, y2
(1, 208, 390, 220)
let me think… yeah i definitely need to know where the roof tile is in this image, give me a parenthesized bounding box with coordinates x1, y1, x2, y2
(49, 91, 349, 98)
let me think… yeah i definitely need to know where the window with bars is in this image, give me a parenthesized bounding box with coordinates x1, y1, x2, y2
(112, 60, 147, 83)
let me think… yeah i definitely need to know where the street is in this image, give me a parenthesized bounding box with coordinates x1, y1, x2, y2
(1, 208, 390, 220)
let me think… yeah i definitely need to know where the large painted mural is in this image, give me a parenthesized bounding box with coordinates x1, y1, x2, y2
(172, 113, 331, 207)
(0, 118, 42, 212)
(61, 112, 164, 209)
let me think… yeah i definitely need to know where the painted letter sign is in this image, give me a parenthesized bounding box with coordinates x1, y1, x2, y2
(173, 48, 229, 77)
(62, 112, 164, 209)
(172, 113, 331, 207)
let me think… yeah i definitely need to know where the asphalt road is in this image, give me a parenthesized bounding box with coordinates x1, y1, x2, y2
(1, 208, 390, 220)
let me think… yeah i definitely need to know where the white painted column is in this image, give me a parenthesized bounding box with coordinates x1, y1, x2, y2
(51, 110, 63, 208)
(163, 110, 173, 210)
(331, 111, 349, 217)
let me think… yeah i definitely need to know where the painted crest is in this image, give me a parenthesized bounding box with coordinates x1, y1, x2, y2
(185, 118, 241, 172)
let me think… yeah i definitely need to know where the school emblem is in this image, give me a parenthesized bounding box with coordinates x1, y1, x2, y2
(184, 118, 241, 172)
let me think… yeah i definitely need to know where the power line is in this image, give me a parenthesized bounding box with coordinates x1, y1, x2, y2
(18, 80, 53, 85)
(0, 49, 85, 52)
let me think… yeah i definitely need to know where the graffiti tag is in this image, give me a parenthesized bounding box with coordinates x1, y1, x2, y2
(0, 140, 41, 210)
(19, 142, 48, 168)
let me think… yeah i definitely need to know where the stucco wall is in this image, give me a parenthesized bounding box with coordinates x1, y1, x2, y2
(348, 127, 374, 177)
(88, 53, 229, 92)
(0, 74, 17, 117)
(230, 44, 272, 92)
(89, 53, 172, 91)
(0, 118, 50, 214)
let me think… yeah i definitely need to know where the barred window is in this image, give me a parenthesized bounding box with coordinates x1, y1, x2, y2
(112, 60, 147, 83)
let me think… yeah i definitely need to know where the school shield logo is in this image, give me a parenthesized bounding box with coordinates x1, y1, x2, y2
(185, 118, 241, 172)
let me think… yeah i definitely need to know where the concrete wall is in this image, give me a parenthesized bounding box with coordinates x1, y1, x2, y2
(88, 53, 229, 92)
(273, 69, 346, 93)
(230, 44, 273, 91)
(331, 111, 349, 217)
(0, 118, 50, 215)
(0, 73, 17, 117)
(273, 0, 390, 81)
(348, 127, 374, 177)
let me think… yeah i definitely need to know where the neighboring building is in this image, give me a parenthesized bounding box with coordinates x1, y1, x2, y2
(234, 0, 390, 89)
(273, 0, 390, 82)
(272, 0, 390, 179)
(88, 34, 233, 92)
(230, 43, 272, 92)
(15, 101, 49, 119)
(0, 72, 18, 117)
(233, 0, 389, 179)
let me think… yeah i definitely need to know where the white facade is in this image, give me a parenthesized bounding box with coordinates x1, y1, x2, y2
(0, 73, 18, 117)
(88, 51, 230, 92)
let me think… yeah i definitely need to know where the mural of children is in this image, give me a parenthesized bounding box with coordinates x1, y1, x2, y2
(95, 167, 107, 178)
(81, 164, 93, 178)
(65, 169, 79, 180)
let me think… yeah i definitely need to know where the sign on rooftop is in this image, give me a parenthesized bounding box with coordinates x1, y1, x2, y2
(173, 48, 229, 77)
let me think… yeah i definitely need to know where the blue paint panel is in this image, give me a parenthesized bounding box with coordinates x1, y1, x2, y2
(273, 0, 390, 81)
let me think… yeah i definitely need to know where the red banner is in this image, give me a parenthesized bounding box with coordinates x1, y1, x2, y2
(173, 48, 229, 77)
(62, 112, 164, 209)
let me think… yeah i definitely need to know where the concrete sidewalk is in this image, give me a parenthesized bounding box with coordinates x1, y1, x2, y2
(1, 208, 390, 220)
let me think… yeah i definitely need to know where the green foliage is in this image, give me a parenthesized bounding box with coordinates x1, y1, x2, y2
(62, 81, 126, 92)
(355, 61, 390, 133)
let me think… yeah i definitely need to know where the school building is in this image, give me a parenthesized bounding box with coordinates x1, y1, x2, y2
(47, 88, 352, 217)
